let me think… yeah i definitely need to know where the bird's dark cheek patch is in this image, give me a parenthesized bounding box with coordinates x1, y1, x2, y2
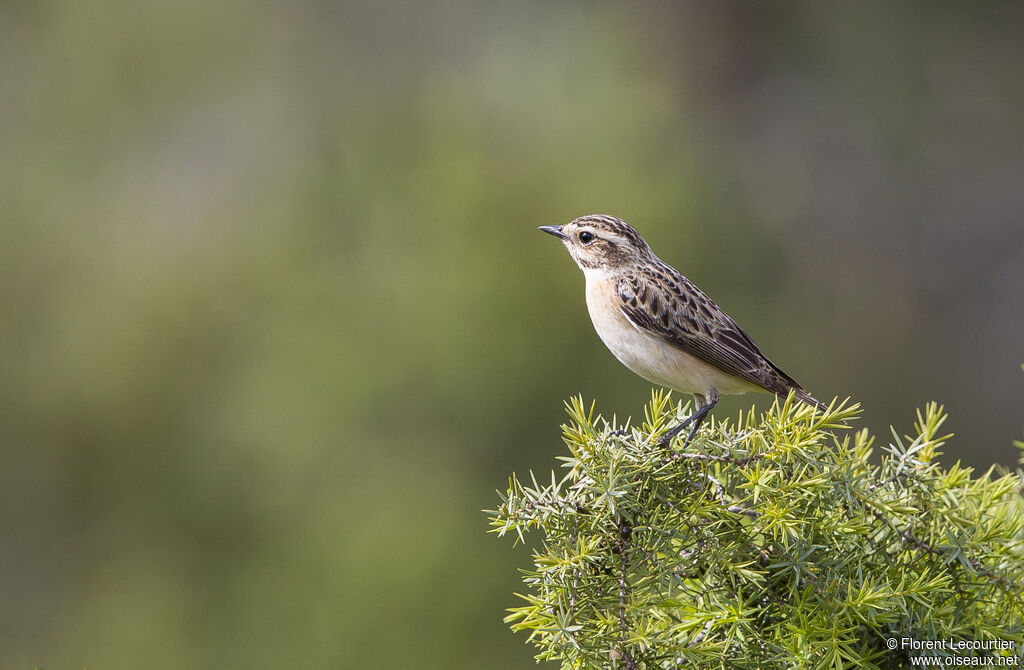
(604, 246, 632, 266)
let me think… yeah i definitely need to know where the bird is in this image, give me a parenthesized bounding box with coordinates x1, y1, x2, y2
(539, 214, 825, 448)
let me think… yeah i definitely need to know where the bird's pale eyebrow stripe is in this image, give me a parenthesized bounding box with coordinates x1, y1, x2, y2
(605, 233, 634, 247)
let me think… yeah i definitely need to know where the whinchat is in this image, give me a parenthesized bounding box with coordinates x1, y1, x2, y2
(540, 214, 824, 447)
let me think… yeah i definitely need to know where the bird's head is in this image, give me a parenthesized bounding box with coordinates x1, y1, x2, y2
(539, 214, 654, 273)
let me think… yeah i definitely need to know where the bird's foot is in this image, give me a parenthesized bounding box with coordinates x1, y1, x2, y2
(656, 397, 717, 449)
(656, 415, 698, 449)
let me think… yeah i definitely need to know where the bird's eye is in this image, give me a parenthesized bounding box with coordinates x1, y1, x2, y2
(578, 231, 595, 244)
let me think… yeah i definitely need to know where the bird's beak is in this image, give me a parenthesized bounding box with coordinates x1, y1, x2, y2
(538, 225, 567, 240)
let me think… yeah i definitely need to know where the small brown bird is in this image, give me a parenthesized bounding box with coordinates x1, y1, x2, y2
(540, 214, 824, 447)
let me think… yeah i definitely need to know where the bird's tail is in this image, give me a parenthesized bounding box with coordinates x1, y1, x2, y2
(790, 387, 829, 413)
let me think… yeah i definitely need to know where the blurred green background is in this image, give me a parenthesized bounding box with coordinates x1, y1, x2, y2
(2, 2, 1022, 668)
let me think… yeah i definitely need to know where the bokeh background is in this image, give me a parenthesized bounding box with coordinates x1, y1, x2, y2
(2, 2, 1022, 668)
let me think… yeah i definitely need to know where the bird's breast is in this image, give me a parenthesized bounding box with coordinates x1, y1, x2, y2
(583, 275, 757, 396)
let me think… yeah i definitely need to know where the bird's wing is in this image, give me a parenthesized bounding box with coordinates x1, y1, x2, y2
(616, 266, 804, 397)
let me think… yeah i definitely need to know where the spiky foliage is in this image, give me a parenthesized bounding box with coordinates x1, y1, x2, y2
(1017, 365, 1024, 467)
(488, 392, 1024, 669)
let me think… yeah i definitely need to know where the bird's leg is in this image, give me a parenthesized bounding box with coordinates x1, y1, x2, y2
(656, 395, 704, 448)
(657, 390, 720, 449)
(676, 395, 717, 449)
